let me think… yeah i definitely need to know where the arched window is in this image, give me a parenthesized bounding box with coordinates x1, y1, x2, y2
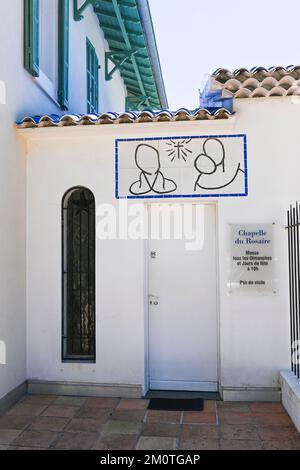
(62, 187, 95, 361)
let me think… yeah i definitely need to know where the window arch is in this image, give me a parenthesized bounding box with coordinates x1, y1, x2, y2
(62, 187, 95, 361)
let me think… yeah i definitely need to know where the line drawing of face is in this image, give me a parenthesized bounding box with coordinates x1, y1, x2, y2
(135, 144, 160, 175)
(129, 143, 177, 196)
(194, 138, 225, 176)
(194, 137, 244, 191)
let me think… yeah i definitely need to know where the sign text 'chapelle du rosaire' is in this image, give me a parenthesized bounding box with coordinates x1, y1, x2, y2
(228, 224, 276, 295)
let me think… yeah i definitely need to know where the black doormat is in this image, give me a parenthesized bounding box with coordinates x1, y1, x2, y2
(148, 398, 203, 411)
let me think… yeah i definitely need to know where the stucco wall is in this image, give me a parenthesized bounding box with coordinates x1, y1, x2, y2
(0, 0, 126, 401)
(23, 97, 298, 396)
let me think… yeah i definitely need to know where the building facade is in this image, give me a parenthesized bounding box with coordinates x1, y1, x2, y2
(0, 0, 167, 410)
(1, 2, 299, 412)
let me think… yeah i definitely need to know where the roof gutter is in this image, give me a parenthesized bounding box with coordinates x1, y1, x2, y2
(136, 0, 168, 109)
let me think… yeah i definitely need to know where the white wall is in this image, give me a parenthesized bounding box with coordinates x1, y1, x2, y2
(0, 0, 126, 401)
(23, 96, 299, 394)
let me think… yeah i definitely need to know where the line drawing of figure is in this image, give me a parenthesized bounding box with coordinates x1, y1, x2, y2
(129, 144, 177, 196)
(194, 137, 245, 191)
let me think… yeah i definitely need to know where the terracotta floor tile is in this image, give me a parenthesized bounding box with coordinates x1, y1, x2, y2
(102, 420, 142, 435)
(249, 402, 285, 414)
(219, 424, 260, 441)
(0, 429, 22, 445)
(220, 439, 263, 450)
(218, 411, 255, 425)
(8, 404, 47, 417)
(181, 424, 219, 440)
(253, 412, 293, 426)
(29, 416, 69, 432)
(76, 407, 112, 421)
(93, 434, 138, 450)
(147, 410, 181, 424)
(179, 438, 220, 450)
(11, 430, 58, 448)
(41, 405, 78, 419)
(262, 439, 300, 450)
(84, 397, 120, 409)
(111, 410, 146, 422)
(217, 402, 251, 413)
(0, 415, 34, 430)
(203, 401, 216, 412)
(65, 418, 105, 433)
(183, 412, 216, 425)
(117, 399, 149, 411)
(142, 422, 181, 438)
(53, 431, 98, 450)
(136, 436, 177, 451)
(258, 425, 300, 441)
(53, 396, 87, 407)
(21, 395, 57, 406)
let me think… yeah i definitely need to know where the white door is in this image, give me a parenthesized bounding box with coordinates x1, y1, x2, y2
(148, 204, 218, 392)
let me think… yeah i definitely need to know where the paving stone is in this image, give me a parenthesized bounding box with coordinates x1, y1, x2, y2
(54, 396, 87, 407)
(11, 430, 58, 448)
(181, 424, 219, 441)
(84, 397, 120, 409)
(0, 429, 22, 445)
(179, 438, 220, 450)
(102, 420, 142, 435)
(183, 412, 216, 425)
(53, 431, 98, 450)
(258, 425, 300, 441)
(136, 436, 177, 451)
(218, 411, 255, 425)
(142, 423, 181, 438)
(220, 439, 263, 450)
(93, 434, 138, 450)
(65, 418, 105, 432)
(29, 416, 70, 432)
(8, 404, 47, 417)
(0, 415, 34, 430)
(41, 405, 78, 418)
(0, 445, 8, 450)
(249, 402, 285, 414)
(219, 424, 260, 441)
(252, 412, 293, 426)
(147, 410, 181, 424)
(76, 407, 112, 421)
(21, 395, 57, 406)
(117, 399, 149, 411)
(111, 410, 146, 422)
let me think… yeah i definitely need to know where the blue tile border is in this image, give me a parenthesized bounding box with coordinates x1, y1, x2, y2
(115, 134, 248, 200)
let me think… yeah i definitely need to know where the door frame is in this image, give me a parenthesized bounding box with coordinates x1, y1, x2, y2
(144, 201, 221, 395)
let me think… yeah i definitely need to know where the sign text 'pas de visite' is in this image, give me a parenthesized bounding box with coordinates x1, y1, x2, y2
(228, 224, 276, 295)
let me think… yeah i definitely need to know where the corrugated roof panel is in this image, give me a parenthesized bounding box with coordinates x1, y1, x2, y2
(93, 0, 163, 110)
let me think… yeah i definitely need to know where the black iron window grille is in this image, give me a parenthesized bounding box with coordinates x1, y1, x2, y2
(62, 187, 96, 362)
(287, 203, 300, 379)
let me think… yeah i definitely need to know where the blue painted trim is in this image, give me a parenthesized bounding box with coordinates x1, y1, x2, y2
(115, 134, 248, 200)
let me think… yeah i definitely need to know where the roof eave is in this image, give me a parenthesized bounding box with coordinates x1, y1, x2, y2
(136, 0, 168, 109)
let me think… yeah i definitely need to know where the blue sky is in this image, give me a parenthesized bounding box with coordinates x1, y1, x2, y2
(149, 0, 300, 110)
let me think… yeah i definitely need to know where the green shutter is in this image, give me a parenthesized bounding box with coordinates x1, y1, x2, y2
(24, 0, 40, 77)
(58, 0, 69, 110)
(86, 39, 99, 114)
